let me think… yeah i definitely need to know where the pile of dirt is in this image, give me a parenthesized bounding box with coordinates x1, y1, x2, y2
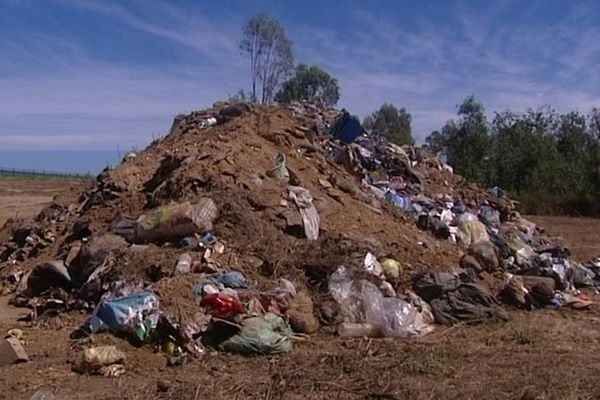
(0, 101, 595, 382)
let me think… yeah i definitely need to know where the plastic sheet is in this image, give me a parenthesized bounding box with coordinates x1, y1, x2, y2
(328, 266, 433, 337)
(288, 186, 320, 240)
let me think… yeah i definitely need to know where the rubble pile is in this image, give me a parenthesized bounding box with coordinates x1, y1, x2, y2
(0, 100, 598, 366)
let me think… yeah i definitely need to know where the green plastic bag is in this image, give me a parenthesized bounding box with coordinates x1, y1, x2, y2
(267, 153, 290, 183)
(218, 313, 293, 355)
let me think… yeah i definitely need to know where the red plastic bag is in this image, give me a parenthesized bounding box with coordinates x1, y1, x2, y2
(200, 293, 244, 319)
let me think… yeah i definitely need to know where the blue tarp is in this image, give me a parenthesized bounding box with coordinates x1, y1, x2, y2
(330, 112, 366, 144)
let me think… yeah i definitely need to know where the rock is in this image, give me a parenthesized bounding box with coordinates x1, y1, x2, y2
(460, 255, 483, 273)
(468, 241, 499, 272)
(520, 275, 556, 292)
(285, 292, 319, 334)
(218, 102, 252, 123)
(525, 277, 555, 306)
(0, 337, 29, 365)
(499, 276, 527, 307)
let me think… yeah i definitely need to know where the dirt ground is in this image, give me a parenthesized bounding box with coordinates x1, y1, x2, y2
(1, 177, 600, 399)
(0, 178, 86, 227)
(527, 215, 600, 262)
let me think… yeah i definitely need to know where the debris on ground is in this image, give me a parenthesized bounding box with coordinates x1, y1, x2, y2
(72, 346, 126, 376)
(0, 336, 29, 365)
(0, 100, 596, 372)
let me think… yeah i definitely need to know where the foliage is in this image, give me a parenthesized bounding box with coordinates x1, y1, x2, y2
(275, 64, 340, 106)
(364, 103, 415, 146)
(426, 96, 600, 215)
(240, 14, 294, 104)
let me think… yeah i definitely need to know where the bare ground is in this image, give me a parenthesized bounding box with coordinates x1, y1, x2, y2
(1, 179, 600, 399)
(0, 178, 85, 227)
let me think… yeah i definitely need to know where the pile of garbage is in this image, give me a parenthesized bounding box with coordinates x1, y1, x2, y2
(0, 100, 597, 370)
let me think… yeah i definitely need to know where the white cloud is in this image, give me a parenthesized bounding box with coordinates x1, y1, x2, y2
(2, 0, 600, 151)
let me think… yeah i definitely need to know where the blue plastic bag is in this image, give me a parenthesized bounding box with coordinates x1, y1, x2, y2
(385, 191, 414, 212)
(88, 292, 159, 342)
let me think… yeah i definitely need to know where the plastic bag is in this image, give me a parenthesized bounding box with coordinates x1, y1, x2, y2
(457, 220, 490, 247)
(267, 153, 290, 183)
(200, 293, 245, 320)
(288, 186, 320, 240)
(328, 266, 433, 337)
(112, 200, 218, 244)
(381, 258, 401, 279)
(212, 271, 248, 289)
(507, 236, 537, 266)
(364, 252, 383, 277)
(73, 346, 125, 374)
(88, 292, 159, 343)
(573, 263, 596, 287)
(135, 199, 218, 243)
(384, 191, 414, 211)
(479, 206, 500, 226)
(217, 313, 293, 355)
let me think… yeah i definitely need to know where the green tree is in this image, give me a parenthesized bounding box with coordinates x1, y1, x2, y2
(427, 96, 490, 183)
(240, 14, 294, 104)
(275, 64, 340, 106)
(363, 103, 414, 145)
(429, 99, 600, 215)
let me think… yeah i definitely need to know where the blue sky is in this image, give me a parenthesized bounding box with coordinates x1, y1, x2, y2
(1, 0, 600, 172)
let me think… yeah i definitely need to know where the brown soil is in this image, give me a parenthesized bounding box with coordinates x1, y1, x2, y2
(0, 178, 85, 227)
(528, 215, 600, 262)
(1, 105, 600, 399)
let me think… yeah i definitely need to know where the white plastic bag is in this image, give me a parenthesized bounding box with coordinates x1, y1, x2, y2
(328, 266, 433, 337)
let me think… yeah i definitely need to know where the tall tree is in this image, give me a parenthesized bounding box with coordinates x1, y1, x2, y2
(363, 103, 414, 145)
(240, 14, 294, 104)
(275, 64, 340, 106)
(427, 100, 600, 215)
(426, 96, 490, 183)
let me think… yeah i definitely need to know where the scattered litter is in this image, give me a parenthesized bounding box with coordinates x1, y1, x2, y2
(288, 186, 320, 240)
(73, 346, 126, 376)
(217, 313, 294, 355)
(329, 266, 434, 337)
(84, 292, 159, 343)
(173, 253, 192, 276)
(267, 153, 290, 183)
(111, 199, 218, 244)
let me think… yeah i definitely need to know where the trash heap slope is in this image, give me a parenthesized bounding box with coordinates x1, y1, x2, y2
(0, 104, 460, 289)
(1, 101, 594, 359)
